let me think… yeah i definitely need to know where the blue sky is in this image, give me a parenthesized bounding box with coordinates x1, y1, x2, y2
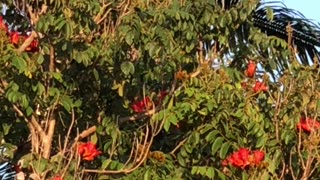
(284, 0, 320, 24)
(265, 0, 320, 25)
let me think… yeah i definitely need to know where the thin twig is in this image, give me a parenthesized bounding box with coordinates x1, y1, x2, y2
(170, 138, 187, 155)
(63, 108, 76, 155)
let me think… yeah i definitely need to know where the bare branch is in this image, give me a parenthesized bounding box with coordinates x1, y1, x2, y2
(17, 31, 37, 54)
(74, 126, 97, 142)
(63, 109, 76, 154)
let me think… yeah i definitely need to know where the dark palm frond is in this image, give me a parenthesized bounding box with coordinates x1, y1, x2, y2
(216, 0, 240, 10)
(0, 162, 16, 180)
(253, 1, 320, 65)
(213, 0, 320, 75)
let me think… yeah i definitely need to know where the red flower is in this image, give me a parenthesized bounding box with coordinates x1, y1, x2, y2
(253, 81, 268, 93)
(155, 90, 169, 106)
(158, 91, 168, 101)
(221, 159, 228, 166)
(223, 148, 251, 169)
(241, 82, 247, 89)
(131, 97, 152, 113)
(297, 117, 320, 133)
(245, 61, 256, 78)
(78, 142, 102, 161)
(24, 35, 39, 52)
(252, 150, 265, 165)
(51, 176, 63, 180)
(223, 148, 265, 169)
(0, 16, 8, 32)
(10, 32, 20, 45)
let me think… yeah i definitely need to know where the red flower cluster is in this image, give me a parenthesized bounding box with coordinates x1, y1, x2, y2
(131, 97, 153, 113)
(51, 176, 63, 180)
(297, 117, 320, 133)
(253, 81, 268, 93)
(245, 61, 257, 78)
(0, 15, 39, 52)
(10, 32, 39, 52)
(77, 142, 102, 161)
(0, 16, 8, 32)
(222, 148, 265, 169)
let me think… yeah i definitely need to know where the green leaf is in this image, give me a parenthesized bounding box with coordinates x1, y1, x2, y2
(167, 96, 174, 109)
(110, 161, 119, 170)
(186, 43, 195, 53)
(48, 87, 60, 97)
(144, 169, 150, 180)
(164, 115, 173, 132)
(51, 72, 63, 83)
(301, 92, 310, 106)
(99, 175, 109, 180)
(177, 153, 186, 166)
(73, 99, 82, 107)
(55, 17, 66, 31)
(206, 167, 215, 179)
(93, 69, 100, 81)
(211, 137, 224, 156)
(26, 106, 33, 116)
(206, 100, 215, 112)
(256, 136, 267, 148)
(216, 169, 226, 180)
(60, 95, 73, 112)
(199, 124, 213, 134)
(230, 9, 238, 22)
(20, 94, 29, 108)
(64, 20, 73, 39)
(34, 158, 49, 174)
(0, 143, 17, 159)
(219, 142, 231, 159)
(205, 130, 219, 142)
(37, 54, 45, 64)
(91, 133, 98, 144)
(125, 30, 134, 45)
(101, 159, 112, 169)
(188, 132, 200, 146)
(191, 166, 198, 175)
(239, 9, 247, 21)
(266, 7, 274, 21)
(12, 56, 27, 73)
(180, 147, 188, 157)
(2, 123, 11, 135)
(242, 171, 249, 180)
(186, 31, 192, 40)
(175, 12, 180, 20)
(120, 61, 135, 75)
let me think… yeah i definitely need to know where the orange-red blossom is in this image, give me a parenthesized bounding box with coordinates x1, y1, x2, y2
(131, 97, 153, 113)
(222, 148, 265, 169)
(0, 16, 8, 32)
(51, 176, 63, 180)
(77, 142, 102, 161)
(297, 117, 320, 133)
(253, 81, 268, 93)
(245, 61, 257, 78)
(10, 31, 39, 52)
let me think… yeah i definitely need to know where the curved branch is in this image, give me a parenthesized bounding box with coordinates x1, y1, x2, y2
(17, 31, 37, 54)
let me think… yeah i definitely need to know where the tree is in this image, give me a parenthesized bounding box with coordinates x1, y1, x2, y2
(0, 0, 320, 179)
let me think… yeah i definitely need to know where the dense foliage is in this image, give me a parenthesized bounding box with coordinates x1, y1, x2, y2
(0, 0, 320, 179)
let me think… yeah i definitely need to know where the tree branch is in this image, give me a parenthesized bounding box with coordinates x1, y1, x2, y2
(42, 116, 56, 159)
(17, 31, 37, 54)
(74, 126, 97, 142)
(94, 2, 112, 24)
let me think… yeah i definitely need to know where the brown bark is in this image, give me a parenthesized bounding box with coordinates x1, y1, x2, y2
(42, 116, 56, 159)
